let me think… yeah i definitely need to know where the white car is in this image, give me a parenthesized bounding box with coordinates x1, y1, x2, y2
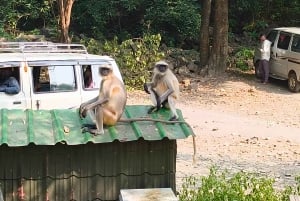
(254, 27, 300, 92)
(0, 42, 123, 109)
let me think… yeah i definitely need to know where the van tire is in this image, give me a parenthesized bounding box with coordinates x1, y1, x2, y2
(288, 73, 300, 92)
(254, 60, 261, 79)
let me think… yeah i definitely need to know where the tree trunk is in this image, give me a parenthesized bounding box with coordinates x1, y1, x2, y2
(58, 0, 74, 43)
(208, 0, 228, 75)
(199, 0, 212, 69)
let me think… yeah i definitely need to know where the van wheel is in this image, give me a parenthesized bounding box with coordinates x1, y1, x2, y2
(288, 73, 300, 92)
(254, 60, 261, 79)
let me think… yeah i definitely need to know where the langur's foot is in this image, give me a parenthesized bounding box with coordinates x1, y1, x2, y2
(89, 129, 104, 136)
(81, 124, 102, 135)
(81, 124, 96, 129)
(169, 115, 179, 121)
(162, 100, 168, 108)
(81, 126, 90, 133)
(82, 127, 104, 136)
(148, 106, 158, 114)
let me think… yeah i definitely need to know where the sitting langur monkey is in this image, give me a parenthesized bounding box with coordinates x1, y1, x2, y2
(144, 60, 180, 121)
(79, 63, 127, 135)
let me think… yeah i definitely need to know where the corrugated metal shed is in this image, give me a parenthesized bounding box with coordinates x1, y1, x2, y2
(0, 105, 194, 201)
(0, 105, 192, 146)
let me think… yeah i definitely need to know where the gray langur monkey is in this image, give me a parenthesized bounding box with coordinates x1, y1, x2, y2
(79, 63, 127, 135)
(144, 60, 180, 121)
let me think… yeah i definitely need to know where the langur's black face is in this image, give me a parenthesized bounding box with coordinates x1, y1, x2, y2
(156, 64, 168, 73)
(99, 67, 111, 76)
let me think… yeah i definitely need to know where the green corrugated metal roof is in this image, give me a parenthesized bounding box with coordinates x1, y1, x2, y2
(0, 105, 193, 146)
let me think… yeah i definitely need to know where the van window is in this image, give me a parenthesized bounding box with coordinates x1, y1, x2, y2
(0, 67, 21, 94)
(82, 65, 94, 89)
(277, 33, 291, 50)
(291, 34, 300, 53)
(81, 65, 101, 90)
(32, 66, 77, 93)
(267, 30, 278, 47)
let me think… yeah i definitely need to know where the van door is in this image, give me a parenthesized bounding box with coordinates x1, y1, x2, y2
(270, 32, 291, 78)
(0, 65, 29, 109)
(29, 64, 81, 110)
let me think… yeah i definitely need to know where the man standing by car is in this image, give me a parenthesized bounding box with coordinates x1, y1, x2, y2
(0, 68, 20, 94)
(259, 33, 272, 84)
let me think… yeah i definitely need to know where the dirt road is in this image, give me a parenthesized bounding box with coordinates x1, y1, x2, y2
(127, 72, 300, 190)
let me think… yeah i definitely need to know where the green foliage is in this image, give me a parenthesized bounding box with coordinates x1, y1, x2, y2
(280, 175, 300, 200)
(229, 0, 263, 34)
(144, 0, 201, 47)
(0, 0, 53, 35)
(179, 167, 300, 201)
(72, 0, 148, 41)
(242, 20, 269, 40)
(0, 26, 13, 39)
(79, 37, 103, 55)
(229, 0, 300, 35)
(72, 0, 201, 47)
(234, 47, 254, 71)
(0, 0, 299, 50)
(103, 34, 164, 90)
(76, 33, 164, 90)
(72, 0, 115, 39)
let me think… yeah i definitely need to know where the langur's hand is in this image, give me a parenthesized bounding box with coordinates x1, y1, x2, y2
(155, 95, 161, 110)
(156, 101, 161, 110)
(143, 83, 150, 94)
(79, 106, 86, 119)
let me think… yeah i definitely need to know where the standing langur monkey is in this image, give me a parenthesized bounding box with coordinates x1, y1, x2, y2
(79, 63, 127, 135)
(144, 60, 180, 121)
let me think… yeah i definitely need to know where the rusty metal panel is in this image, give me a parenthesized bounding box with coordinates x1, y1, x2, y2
(0, 138, 176, 201)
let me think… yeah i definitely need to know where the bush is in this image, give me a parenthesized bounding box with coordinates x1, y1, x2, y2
(103, 34, 164, 90)
(234, 47, 254, 71)
(79, 34, 164, 90)
(80, 37, 103, 55)
(179, 167, 300, 201)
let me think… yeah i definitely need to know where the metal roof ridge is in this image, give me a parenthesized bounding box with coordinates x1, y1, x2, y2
(124, 107, 143, 139)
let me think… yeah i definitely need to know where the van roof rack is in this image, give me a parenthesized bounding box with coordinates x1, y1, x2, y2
(0, 42, 88, 54)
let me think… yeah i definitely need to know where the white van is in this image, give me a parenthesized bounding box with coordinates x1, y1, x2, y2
(0, 42, 123, 109)
(254, 27, 300, 92)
